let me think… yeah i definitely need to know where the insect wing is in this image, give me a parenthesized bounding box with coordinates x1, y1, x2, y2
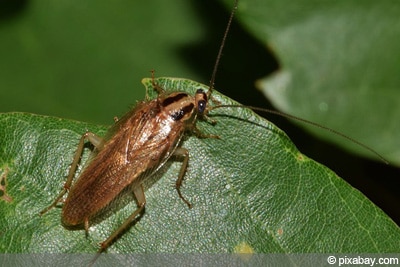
(62, 99, 185, 226)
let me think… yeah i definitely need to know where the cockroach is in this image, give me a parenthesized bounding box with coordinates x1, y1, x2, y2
(39, 0, 387, 257)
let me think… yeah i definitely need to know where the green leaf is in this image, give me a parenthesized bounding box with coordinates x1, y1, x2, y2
(1, 78, 399, 254)
(234, 0, 400, 163)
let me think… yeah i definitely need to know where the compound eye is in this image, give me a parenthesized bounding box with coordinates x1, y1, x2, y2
(198, 100, 207, 113)
(195, 88, 208, 114)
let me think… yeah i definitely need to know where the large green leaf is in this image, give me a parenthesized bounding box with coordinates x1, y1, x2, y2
(233, 0, 400, 163)
(1, 78, 399, 255)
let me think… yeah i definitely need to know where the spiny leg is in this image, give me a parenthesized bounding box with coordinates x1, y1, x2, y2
(39, 132, 103, 216)
(174, 124, 220, 208)
(90, 185, 146, 265)
(150, 69, 165, 94)
(190, 123, 220, 140)
(98, 184, 146, 253)
(173, 147, 193, 209)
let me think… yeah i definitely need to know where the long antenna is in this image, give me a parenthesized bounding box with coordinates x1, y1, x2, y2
(208, 0, 239, 97)
(205, 0, 388, 164)
(211, 104, 389, 164)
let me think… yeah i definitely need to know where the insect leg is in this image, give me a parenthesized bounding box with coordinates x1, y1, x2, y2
(39, 132, 103, 216)
(98, 184, 146, 253)
(150, 69, 165, 94)
(173, 147, 193, 209)
(191, 124, 220, 140)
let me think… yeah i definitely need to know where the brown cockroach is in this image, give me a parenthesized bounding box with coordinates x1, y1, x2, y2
(39, 1, 241, 253)
(39, 0, 387, 256)
(40, 68, 222, 249)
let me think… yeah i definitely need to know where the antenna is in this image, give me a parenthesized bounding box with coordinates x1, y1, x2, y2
(208, 0, 239, 98)
(210, 104, 389, 164)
